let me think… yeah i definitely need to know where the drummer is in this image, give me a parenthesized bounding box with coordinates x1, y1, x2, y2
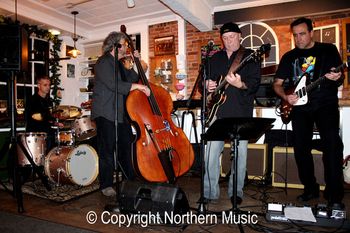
(25, 75, 63, 152)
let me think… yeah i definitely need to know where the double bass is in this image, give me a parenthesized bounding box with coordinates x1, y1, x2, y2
(123, 28, 194, 183)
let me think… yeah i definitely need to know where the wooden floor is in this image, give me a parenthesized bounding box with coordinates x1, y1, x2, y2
(1, 174, 350, 233)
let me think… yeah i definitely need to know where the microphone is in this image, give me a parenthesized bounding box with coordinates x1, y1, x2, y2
(208, 40, 214, 48)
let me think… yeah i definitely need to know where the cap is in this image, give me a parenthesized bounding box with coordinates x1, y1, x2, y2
(220, 22, 241, 35)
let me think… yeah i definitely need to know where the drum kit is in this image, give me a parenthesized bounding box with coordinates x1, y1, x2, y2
(17, 105, 98, 187)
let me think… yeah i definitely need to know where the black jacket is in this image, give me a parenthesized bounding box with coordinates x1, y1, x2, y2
(209, 48, 261, 118)
(91, 53, 139, 123)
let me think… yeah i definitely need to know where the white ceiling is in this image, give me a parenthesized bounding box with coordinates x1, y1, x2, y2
(0, 0, 296, 39)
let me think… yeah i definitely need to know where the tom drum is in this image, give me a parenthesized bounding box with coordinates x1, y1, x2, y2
(17, 132, 47, 166)
(72, 116, 96, 141)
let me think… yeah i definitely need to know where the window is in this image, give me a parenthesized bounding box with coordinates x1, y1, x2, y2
(0, 37, 49, 128)
(239, 22, 279, 67)
(290, 24, 340, 50)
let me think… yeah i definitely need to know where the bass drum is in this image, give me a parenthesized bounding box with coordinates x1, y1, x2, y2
(45, 144, 98, 186)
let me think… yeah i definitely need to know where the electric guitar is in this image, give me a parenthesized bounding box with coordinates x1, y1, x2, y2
(206, 43, 271, 126)
(280, 61, 349, 124)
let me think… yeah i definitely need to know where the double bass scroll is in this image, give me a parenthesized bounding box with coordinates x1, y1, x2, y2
(122, 25, 195, 183)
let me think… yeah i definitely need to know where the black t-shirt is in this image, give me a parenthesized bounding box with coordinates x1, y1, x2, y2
(209, 48, 261, 118)
(275, 42, 342, 108)
(25, 92, 54, 133)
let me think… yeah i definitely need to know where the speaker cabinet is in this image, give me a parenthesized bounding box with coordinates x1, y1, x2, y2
(272, 146, 325, 189)
(119, 181, 189, 216)
(0, 25, 28, 71)
(221, 143, 267, 180)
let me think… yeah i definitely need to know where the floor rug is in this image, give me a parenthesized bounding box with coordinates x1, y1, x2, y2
(1, 179, 99, 203)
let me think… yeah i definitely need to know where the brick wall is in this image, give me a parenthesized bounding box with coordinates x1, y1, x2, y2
(149, 21, 178, 93)
(148, 21, 221, 98)
(148, 13, 350, 99)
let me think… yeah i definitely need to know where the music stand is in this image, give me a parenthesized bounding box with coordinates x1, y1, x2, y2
(203, 117, 275, 213)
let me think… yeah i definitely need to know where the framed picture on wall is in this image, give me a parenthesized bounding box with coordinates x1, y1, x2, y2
(154, 36, 175, 56)
(67, 64, 75, 78)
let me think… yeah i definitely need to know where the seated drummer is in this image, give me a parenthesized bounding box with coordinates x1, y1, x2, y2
(25, 75, 60, 152)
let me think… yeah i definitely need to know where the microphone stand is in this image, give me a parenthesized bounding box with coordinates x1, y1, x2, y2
(197, 44, 212, 214)
(9, 71, 24, 212)
(105, 44, 120, 212)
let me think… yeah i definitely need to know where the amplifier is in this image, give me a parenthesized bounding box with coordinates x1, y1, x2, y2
(221, 143, 267, 180)
(272, 146, 325, 189)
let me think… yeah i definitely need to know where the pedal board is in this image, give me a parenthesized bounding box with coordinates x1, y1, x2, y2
(266, 203, 350, 229)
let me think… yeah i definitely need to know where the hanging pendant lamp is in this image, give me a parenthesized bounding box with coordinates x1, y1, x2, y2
(68, 11, 81, 58)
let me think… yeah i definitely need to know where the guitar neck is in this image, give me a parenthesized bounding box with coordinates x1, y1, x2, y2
(213, 51, 251, 94)
(214, 78, 228, 94)
(306, 62, 348, 93)
(210, 44, 271, 95)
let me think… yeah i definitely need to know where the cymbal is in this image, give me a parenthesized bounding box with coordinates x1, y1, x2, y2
(51, 109, 64, 119)
(52, 105, 82, 120)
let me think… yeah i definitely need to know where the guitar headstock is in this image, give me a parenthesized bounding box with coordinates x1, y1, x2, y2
(252, 43, 271, 62)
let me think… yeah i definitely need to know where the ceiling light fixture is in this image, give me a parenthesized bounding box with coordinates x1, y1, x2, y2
(48, 29, 61, 35)
(127, 0, 135, 8)
(68, 11, 81, 58)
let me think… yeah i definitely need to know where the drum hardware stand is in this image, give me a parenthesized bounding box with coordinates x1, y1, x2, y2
(17, 141, 52, 192)
(204, 117, 275, 233)
(55, 168, 64, 187)
(53, 123, 61, 148)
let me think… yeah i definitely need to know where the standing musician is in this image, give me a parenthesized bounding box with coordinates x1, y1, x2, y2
(273, 17, 344, 208)
(25, 75, 58, 152)
(91, 31, 150, 197)
(204, 22, 260, 205)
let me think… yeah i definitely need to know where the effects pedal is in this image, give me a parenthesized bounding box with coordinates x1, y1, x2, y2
(315, 204, 328, 218)
(266, 202, 349, 229)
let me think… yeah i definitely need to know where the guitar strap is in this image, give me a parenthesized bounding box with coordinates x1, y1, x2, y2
(225, 46, 245, 89)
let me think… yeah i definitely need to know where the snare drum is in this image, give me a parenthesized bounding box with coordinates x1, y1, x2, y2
(58, 130, 75, 146)
(17, 132, 47, 166)
(72, 116, 96, 141)
(44, 144, 98, 186)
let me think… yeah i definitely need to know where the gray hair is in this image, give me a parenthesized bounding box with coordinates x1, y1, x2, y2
(102, 31, 127, 55)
